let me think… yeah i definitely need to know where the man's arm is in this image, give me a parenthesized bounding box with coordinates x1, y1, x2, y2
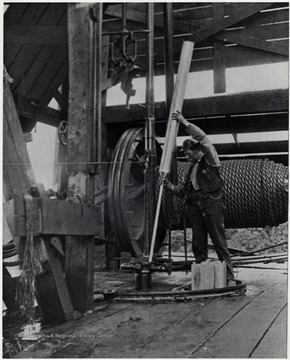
(173, 112, 220, 167)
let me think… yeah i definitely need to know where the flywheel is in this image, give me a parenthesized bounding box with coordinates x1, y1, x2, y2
(108, 127, 166, 258)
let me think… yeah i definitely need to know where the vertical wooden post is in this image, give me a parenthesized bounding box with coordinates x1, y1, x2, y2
(3, 78, 73, 323)
(213, 3, 226, 93)
(65, 236, 94, 313)
(66, 4, 104, 312)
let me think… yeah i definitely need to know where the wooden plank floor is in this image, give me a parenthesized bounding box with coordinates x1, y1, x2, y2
(13, 264, 287, 358)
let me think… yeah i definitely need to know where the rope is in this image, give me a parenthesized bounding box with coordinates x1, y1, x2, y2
(3, 249, 18, 259)
(3, 260, 20, 267)
(16, 195, 37, 324)
(160, 159, 288, 229)
(3, 243, 16, 250)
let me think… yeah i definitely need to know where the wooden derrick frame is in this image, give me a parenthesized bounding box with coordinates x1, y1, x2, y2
(3, 3, 289, 322)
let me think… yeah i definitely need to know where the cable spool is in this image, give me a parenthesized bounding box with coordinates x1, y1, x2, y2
(159, 159, 288, 229)
(108, 128, 288, 256)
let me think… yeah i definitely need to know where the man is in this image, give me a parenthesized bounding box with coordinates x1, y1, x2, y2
(163, 111, 235, 285)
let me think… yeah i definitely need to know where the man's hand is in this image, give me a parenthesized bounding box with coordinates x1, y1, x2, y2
(162, 179, 175, 191)
(172, 111, 189, 127)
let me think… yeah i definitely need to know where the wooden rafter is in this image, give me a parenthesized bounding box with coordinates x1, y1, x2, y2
(4, 25, 67, 45)
(15, 95, 67, 127)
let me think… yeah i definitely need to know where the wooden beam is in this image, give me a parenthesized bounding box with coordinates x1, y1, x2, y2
(103, 89, 289, 124)
(213, 3, 226, 93)
(66, 3, 101, 313)
(34, 238, 74, 324)
(214, 30, 288, 56)
(65, 236, 94, 314)
(105, 4, 164, 28)
(10, 197, 102, 237)
(172, 113, 289, 136)
(15, 95, 67, 127)
(4, 25, 67, 45)
(53, 90, 68, 112)
(214, 140, 288, 155)
(3, 83, 36, 202)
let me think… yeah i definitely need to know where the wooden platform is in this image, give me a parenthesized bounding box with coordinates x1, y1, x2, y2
(11, 263, 287, 358)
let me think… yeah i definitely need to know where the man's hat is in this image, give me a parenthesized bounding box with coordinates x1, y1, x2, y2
(181, 138, 200, 152)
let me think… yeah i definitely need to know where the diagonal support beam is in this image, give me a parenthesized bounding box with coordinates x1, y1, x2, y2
(214, 31, 288, 56)
(179, 3, 274, 43)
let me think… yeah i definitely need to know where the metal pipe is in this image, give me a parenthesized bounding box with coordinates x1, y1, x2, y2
(149, 183, 164, 262)
(122, 3, 127, 30)
(149, 41, 194, 262)
(183, 219, 188, 264)
(95, 3, 103, 173)
(102, 30, 150, 36)
(145, 2, 155, 150)
(168, 225, 172, 260)
(144, 3, 156, 257)
(159, 41, 194, 180)
(232, 255, 287, 265)
(163, 3, 174, 117)
(242, 241, 288, 255)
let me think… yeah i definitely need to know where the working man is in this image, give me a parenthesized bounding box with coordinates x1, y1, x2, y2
(163, 111, 235, 285)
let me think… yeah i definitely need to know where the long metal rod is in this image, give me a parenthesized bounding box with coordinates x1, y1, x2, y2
(163, 3, 179, 227)
(163, 3, 174, 117)
(122, 3, 126, 30)
(102, 30, 150, 36)
(183, 219, 188, 263)
(149, 41, 194, 263)
(144, 3, 155, 257)
(149, 183, 164, 262)
(168, 225, 172, 260)
(96, 3, 103, 173)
